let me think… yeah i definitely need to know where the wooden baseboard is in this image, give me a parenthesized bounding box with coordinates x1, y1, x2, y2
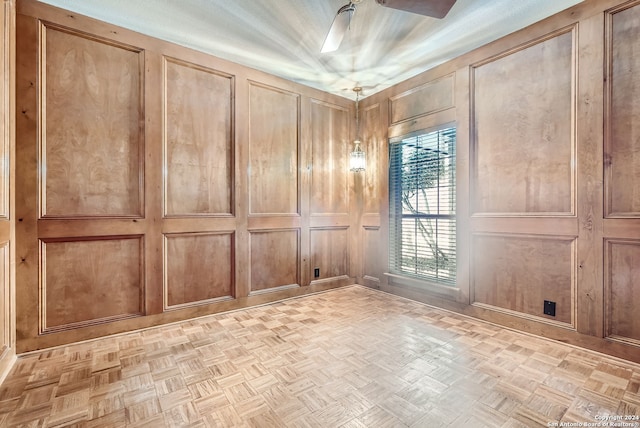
(0, 349, 16, 384)
(17, 279, 354, 354)
(369, 281, 640, 365)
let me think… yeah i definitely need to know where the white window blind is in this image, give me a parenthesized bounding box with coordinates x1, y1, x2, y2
(389, 126, 456, 286)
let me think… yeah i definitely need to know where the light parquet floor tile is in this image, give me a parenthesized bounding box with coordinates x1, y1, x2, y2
(1, 285, 639, 427)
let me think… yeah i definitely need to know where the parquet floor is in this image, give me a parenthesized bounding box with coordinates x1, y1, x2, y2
(0, 286, 638, 427)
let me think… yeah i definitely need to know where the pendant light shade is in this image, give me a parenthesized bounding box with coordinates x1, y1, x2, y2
(350, 140, 366, 172)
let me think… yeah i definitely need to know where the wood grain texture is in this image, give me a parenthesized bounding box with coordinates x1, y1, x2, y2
(607, 3, 640, 216)
(41, 237, 143, 332)
(472, 234, 574, 325)
(15, 10, 40, 354)
(362, 227, 381, 284)
(389, 74, 454, 125)
(606, 240, 640, 343)
(139, 50, 164, 316)
(0, 244, 7, 358)
(576, 12, 604, 337)
(15, 0, 354, 353)
(310, 228, 349, 281)
(164, 233, 234, 308)
(249, 83, 299, 215)
(2, 286, 640, 427)
(362, 103, 382, 215)
(18, 0, 640, 366)
(310, 100, 348, 215)
(455, 65, 471, 304)
(0, 0, 8, 220)
(365, 0, 640, 361)
(0, 0, 14, 383)
(164, 58, 233, 216)
(472, 29, 575, 215)
(249, 229, 299, 293)
(41, 24, 143, 217)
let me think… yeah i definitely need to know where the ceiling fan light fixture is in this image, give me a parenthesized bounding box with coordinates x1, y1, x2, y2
(321, 2, 357, 53)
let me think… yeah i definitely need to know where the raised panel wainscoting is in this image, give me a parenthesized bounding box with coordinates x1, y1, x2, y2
(2, 0, 640, 391)
(362, 0, 640, 364)
(0, 0, 15, 383)
(14, 0, 355, 353)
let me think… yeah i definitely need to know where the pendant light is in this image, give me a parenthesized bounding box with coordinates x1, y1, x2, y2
(349, 87, 366, 172)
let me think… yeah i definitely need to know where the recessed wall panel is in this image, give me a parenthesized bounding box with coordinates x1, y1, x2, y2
(165, 233, 234, 308)
(250, 230, 299, 292)
(0, 243, 7, 352)
(363, 227, 380, 281)
(363, 104, 381, 215)
(164, 58, 233, 216)
(0, 6, 7, 219)
(310, 228, 349, 280)
(607, 4, 640, 216)
(473, 30, 574, 215)
(42, 237, 143, 332)
(42, 25, 143, 217)
(249, 83, 299, 215)
(607, 240, 640, 342)
(472, 234, 574, 325)
(390, 74, 454, 124)
(311, 100, 348, 215)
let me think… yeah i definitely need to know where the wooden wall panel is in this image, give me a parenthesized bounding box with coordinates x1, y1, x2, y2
(310, 228, 349, 280)
(15, 0, 354, 352)
(41, 237, 143, 332)
(363, 104, 381, 215)
(0, 0, 14, 379)
(576, 12, 605, 337)
(11, 0, 640, 363)
(364, 0, 640, 361)
(41, 24, 143, 218)
(250, 230, 299, 293)
(164, 58, 233, 216)
(472, 29, 574, 215)
(606, 240, 640, 343)
(164, 233, 233, 308)
(606, 3, 640, 216)
(0, 244, 7, 357)
(249, 83, 299, 215)
(389, 74, 454, 125)
(0, 2, 6, 219)
(16, 7, 39, 356)
(472, 234, 574, 325)
(363, 227, 381, 284)
(310, 100, 348, 215)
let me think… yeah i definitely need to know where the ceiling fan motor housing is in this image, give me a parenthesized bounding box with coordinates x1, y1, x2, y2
(375, 0, 457, 19)
(323, 0, 456, 53)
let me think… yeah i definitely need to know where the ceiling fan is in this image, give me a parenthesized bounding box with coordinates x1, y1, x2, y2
(321, 0, 457, 53)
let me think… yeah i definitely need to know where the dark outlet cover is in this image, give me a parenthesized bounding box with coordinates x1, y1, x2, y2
(314, 268, 320, 278)
(543, 300, 556, 317)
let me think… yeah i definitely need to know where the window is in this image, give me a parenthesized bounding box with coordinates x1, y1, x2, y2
(389, 126, 456, 286)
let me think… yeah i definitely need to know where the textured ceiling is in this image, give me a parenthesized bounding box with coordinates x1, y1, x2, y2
(38, 0, 583, 99)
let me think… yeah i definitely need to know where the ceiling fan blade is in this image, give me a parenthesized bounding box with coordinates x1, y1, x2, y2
(375, 0, 457, 19)
(321, 3, 356, 53)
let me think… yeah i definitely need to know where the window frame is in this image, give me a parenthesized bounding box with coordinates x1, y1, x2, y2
(387, 123, 458, 289)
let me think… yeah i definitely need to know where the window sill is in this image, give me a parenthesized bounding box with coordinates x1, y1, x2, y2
(384, 272, 460, 300)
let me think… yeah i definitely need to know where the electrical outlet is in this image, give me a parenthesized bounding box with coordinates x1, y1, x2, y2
(314, 268, 320, 278)
(543, 300, 556, 317)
